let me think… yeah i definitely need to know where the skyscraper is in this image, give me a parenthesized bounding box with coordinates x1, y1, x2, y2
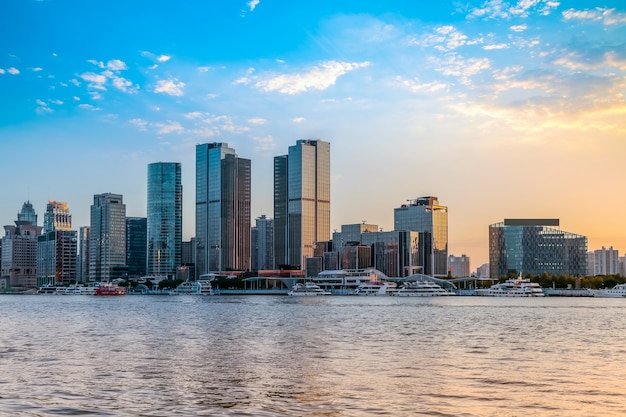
(196, 143, 251, 275)
(1, 202, 42, 288)
(251, 215, 274, 271)
(126, 217, 147, 278)
(37, 201, 77, 286)
(394, 196, 448, 276)
(274, 139, 330, 270)
(89, 193, 126, 281)
(147, 162, 182, 279)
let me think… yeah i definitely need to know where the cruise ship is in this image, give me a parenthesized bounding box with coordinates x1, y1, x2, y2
(476, 274, 545, 297)
(311, 268, 391, 295)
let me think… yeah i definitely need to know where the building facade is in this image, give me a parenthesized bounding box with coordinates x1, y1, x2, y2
(77, 226, 90, 282)
(588, 246, 620, 276)
(1, 202, 43, 288)
(489, 219, 588, 279)
(448, 254, 470, 278)
(251, 215, 274, 271)
(196, 143, 251, 275)
(37, 201, 77, 286)
(273, 139, 330, 270)
(394, 196, 448, 276)
(89, 193, 126, 281)
(126, 217, 147, 278)
(147, 162, 182, 279)
(360, 230, 421, 278)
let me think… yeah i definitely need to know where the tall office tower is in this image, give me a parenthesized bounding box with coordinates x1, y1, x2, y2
(126, 217, 147, 278)
(1, 202, 43, 288)
(77, 226, 90, 282)
(43, 201, 72, 233)
(273, 139, 330, 270)
(448, 254, 470, 278)
(17, 200, 37, 225)
(89, 193, 126, 281)
(591, 246, 620, 276)
(196, 143, 251, 275)
(251, 215, 274, 271)
(394, 196, 448, 276)
(37, 201, 77, 286)
(489, 219, 588, 279)
(147, 162, 182, 279)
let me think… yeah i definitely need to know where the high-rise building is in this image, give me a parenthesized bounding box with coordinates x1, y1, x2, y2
(588, 246, 620, 276)
(489, 219, 588, 279)
(448, 254, 470, 278)
(77, 226, 90, 282)
(251, 215, 274, 271)
(37, 201, 77, 286)
(273, 139, 330, 270)
(126, 217, 147, 278)
(196, 143, 251, 275)
(394, 196, 448, 276)
(147, 162, 182, 278)
(89, 193, 126, 281)
(1, 202, 42, 288)
(43, 201, 72, 233)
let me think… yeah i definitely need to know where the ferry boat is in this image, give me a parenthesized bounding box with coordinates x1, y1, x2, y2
(94, 283, 127, 296)
(590, 283, 626, 298)
(288, 282, 331, 296)
(172, 280, 214, 295)
(476, 274, 544, 297)
(395, 280, 457, 296)
(351, 281, 398, 296)
(311, 268, 390, 295)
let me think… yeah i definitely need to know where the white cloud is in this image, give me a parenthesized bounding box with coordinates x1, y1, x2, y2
(154, 79, 185, 96)
(129, 118, 149, 131)
(35, 99, 52, 114)
(80, 72, 107, 90)
(292, 117, 306, 123)
(0, 69, 5, 75)
(184, 111, 205, 120)
(33, 67, 43, 72)
(432, 53, 491, 84)
(248, 117, 267, 125)
(252, 135, 276, 153)
(8, 67, 20, 75)
(36, 99, 47, 107)
(468, 0, 559, 20)
(395, 76, 448, 93)
(510, 24, 528, 32)
(78, 103, 102, 111)
(107, 59, 127, 71)
(112, 76, 137, 93)
(73, 96, 80, 101)
(88, 59, 105, 68)
(198, 66, 211, 72)
(155, 121, 184, 134)
(563, 8, 626, 26)
(411, 25, 474, 51)
(157, 55, 171, 63)
(255, 61, 370, 95)
(483, 43, 509, 50)
(247, 0, 260, 11)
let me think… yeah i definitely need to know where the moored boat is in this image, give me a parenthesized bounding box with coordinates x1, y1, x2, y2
(288, 282, 331, 296)
(94, 283, 126, 296)
(590, 283, 626, 298)
(476, 274, 544, 297)
(351, 281, 397, 296)
(395, 280, 456, 296)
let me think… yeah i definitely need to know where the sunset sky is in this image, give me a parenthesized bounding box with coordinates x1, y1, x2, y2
(1, 0, 625, 268)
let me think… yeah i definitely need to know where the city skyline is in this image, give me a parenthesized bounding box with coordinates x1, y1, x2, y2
(1, 0, 625, 267)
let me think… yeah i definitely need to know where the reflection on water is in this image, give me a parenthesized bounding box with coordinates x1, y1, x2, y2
(1, 295, 626, 416)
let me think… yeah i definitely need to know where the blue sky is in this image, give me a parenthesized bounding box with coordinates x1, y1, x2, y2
(1, 0, 625, 267)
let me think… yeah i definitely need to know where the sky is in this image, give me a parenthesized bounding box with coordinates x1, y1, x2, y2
(1, 0, 625, 269)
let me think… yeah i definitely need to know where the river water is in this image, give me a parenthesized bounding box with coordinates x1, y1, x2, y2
(1, 295, 625, 417)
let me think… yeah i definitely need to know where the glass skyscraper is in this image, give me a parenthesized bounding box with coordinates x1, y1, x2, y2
(274, 139, 330, 270)
(126, 217, 147, 278)
(393, 196, 448, 276)
(89, 193, 126, 281)
(147, 162, 182, 279)
(489, 219, 588, 278)
(196, 143, 251, 275)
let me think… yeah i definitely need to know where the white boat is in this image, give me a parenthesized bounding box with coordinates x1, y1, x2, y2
(395, 280, 457, 296)
(351, 281, 398, 296)
(288, 282, 331, 296)
(172, 280, 213, 295)
(64, 284, 83, 295)
(590, 283, 626, 298)
(37, 285, 63, 294)
(476, 274, 544, 297)
(312, 268, 390, 295)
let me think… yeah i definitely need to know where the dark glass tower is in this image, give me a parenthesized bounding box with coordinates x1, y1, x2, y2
(147, 162, 182, 279)
(195, 143, 251, 275)
(126, 217, 147, 278)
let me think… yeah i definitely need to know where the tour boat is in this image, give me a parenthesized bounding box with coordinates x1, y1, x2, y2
(395, 280, 457, 296)
(476, 274, 544, 297)
(94, 283, 127, 296)
(351, 281, 398, 296)
(590, 283, 626, 298)
(288, 282, 331, 296)
(172, 280, 214, 295)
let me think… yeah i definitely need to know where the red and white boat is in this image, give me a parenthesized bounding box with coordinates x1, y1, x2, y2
(94, 283, 126, 296)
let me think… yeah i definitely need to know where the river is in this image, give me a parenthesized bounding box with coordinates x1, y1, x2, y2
(1, 295, 625, 416)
